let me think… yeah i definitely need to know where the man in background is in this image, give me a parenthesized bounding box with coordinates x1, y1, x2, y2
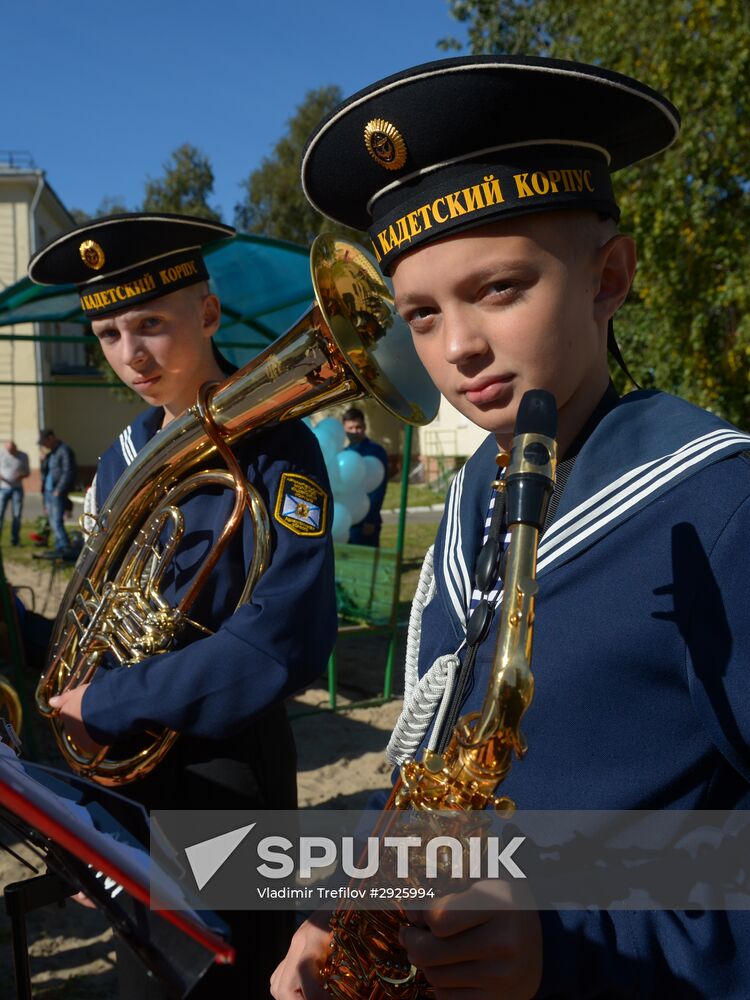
(0, 441, 30, 546)
(38, 429, 76, 554)
(341, 407, 388, 546)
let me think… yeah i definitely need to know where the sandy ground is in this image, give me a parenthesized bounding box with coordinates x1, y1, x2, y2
(0, 557, 406, 998)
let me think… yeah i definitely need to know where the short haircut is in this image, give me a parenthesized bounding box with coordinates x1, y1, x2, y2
(342, 407, 365, 423)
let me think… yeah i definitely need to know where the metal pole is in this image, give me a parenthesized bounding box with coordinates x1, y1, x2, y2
(383, 423, 412, 700)
(5, 872, 75, 1000)
(28, 172, 47, 434)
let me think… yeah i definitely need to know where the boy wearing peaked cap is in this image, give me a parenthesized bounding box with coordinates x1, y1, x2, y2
(271, 56, 750, 999)
(29, 213, 338, 999)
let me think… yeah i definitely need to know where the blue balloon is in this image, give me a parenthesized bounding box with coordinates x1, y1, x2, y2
(325, 457, 343, 494)
(314, 417, 346, 452)
(347, 490, 371, 526)
(320, 437, 341, 470)
(337, 449, 366, 490)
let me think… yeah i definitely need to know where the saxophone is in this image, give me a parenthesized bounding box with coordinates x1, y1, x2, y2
(321, 389, 557, 999)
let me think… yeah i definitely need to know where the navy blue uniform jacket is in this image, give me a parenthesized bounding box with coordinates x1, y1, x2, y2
(79, 407, 335, 1000)
(81, 407, 336, 750)
(414, 390, 750, 998)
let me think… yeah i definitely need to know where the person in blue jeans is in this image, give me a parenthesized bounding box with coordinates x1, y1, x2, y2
(0, 441, 30, 546)
(38, 429, 76, 553)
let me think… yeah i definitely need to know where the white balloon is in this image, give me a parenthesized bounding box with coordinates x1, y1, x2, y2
(331, 502, 352, 543)
(361, 455, 385, 493)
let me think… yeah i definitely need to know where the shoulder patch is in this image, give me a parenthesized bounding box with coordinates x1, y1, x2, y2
(273, 472, 328, 537)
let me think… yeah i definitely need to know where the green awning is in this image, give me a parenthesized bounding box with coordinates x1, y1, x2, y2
(0, 233, 315, 367)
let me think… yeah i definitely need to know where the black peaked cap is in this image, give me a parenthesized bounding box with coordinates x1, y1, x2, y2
(29, 213, 235, 286)
(302, 55, 680, 272)
(28, 213, 235, 318)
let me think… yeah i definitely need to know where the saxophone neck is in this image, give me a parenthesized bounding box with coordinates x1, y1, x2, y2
(472, 521, 539, 744)
(454, 392, 558, 758)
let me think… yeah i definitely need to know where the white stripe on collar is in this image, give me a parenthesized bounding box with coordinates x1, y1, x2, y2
(543, 428, 742, 546)
(125, 427, 137, 463)
(119, 426, 137, 466)
(444, 427, 750, 623)
(442, 464, 472, 629)
(537, 428, 750, 574)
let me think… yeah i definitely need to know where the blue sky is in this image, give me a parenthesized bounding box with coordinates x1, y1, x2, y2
(5, 0, 467, 222)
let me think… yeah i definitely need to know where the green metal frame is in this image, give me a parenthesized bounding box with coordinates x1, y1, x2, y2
(324, 423, 413, 712)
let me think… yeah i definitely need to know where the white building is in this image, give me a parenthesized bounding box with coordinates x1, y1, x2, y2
(0, 153, 144, 489)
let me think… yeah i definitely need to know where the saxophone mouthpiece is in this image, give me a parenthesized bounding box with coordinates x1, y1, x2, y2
(514, 389, 557, 439)
(506, 390, 558, 529)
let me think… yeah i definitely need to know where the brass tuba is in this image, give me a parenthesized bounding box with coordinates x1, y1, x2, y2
(35, 235, 439, 786)
(0, 676, 22, 736)
(321, 390, 557, 999)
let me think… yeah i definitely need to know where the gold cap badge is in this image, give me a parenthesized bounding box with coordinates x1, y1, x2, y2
(79, 239, 106, 271)
(364, 119, 407, 171)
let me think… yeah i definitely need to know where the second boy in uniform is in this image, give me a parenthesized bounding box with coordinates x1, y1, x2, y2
(29, 213, 337, 998)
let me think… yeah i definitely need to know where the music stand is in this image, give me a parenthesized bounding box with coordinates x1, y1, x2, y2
(0, 743, 234, 999)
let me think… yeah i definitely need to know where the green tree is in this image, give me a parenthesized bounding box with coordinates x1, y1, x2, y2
(441, 0, 750, 426)
(69, 207, 91, 225)
(235, 85, 364, 247)
(69, 196, 130, 225)
(439, 0, 556, 54)
(95, 195, 131, 217)
(142, 143, 223, 221)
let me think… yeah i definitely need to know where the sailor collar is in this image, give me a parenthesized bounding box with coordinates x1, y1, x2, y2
(437, 390, 750, 636)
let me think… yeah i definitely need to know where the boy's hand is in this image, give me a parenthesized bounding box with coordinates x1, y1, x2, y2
(270, 888, 541, 1000)
(400, 880, 542, 1000)
(270, 911, 332, 999)
(71, 890, 97, 909)
(48, 684, 103, 757)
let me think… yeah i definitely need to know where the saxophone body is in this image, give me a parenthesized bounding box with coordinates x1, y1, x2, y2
(322, 390, 558, 999)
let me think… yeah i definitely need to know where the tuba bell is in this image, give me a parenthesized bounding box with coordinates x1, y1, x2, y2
(0, 675, 22, 736)
(36, 235, 439, 786)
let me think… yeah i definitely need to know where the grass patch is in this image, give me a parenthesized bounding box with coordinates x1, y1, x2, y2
(0, 520, 76, 575)
(380, 519, 440, 609)
(383, 481, 446, 510)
